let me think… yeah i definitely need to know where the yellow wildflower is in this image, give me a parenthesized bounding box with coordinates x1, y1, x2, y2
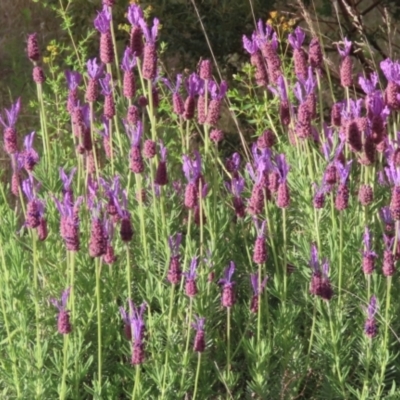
(269, 11, 278, 20)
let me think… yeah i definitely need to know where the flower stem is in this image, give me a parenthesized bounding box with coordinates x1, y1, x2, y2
(95, 257, 103, 391)
(161, 284, 175, 398)
(193, 352, 202, 400)
(180, 297, 193, 390)
(131, 365, 140, 400)
(338, 211, 343, 305)
(126, 245, 132, 300)
(227, 307, 231, 375)
(60, 334, 69, 400)
(32, 230, 43, 397)
(376, 276, 392, 399)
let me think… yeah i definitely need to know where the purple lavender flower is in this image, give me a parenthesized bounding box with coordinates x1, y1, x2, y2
(100, 73, 115, 120)
(183, 256, 199, 297)
(183, 73, 202, 120)
(296, 67, 317, 119)
(120, 299, 146, 342)
(256, 20, 281, 83)
(10, 154, 23, 197)
(358, 184, 374, 206)
(94, 6, 113, 64)
(121, 47, 137, 99)
(268, 75, 290, 126)
(309, 244, 333, 300)
(337, 38, 353, 87)
(331, 101, 344, 127)
(313, 181, 328, 209)
(364, 295, 378, 338)
(51, 288, 72, 334)
(27, 33, 40, 62)
(22, 176, 42, 229)
(225, 176, 246, 219)
(120, 300, 146, 364)
(386, 162, 400, 220)
(275, 154, 290, 208)
(359, 72, 379, 118)
(192, 316, 206, 352)
(380, 58, 400, 110)
(250, 272, 268, 313)
(154, 140, 168, 186)
(86, 58, 104, 102)
(143, 139, 156, 159)
(362, 227, 377, 275)
(97, 116, 112, 158)
(246, 160, 267, 215)
(335, 161, 352, 211)
(219, 261, 236, 308)
(225, 152, 241, 178)
(139, 17, 159, 80)
(125, 120, 144, 174)
(37, 203, 48, 241)
(243, 33, 268, 87)
(199, 59, 212, 80)
(127, 4, 144, 57)
(288, 27, 307, 80)
(257, 129, 276, 149)
(205, 80, 228, 126)
(0, 98, 20, 154)
(253, 218, 267, 264)
(100, 175, 121, 222)
(210, 128, 224, 143)
(103, 220, 117, 264)
(167, 233, 183, 285)
(113, 190, 134, 242)
(20, 131, 39, 172)
(379, 206, 394, 233)
(53, 194, 83, 251)
(32, 66, 45, 84)
(163, 74, 185, 116)
(383, 234, 396, 276)
(308, 37, 323, 70)
(183, 151, 203, 209)
(88, 204, 107, 258)
(65, 70, 82, 113)
(59, 167, 76, 203)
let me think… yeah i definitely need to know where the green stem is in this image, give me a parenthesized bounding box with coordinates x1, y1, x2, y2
(32, 230, 43, 397)
(282, 208, 287, 302)
(338, 211, 343, 305)
(307, 299, 317, 358)
(96, 258, 103, 390)
(362, 340, 372, 400)
(227, 307, 231, 375)
(376, 276, 392, 399)
(180, 297, 193, 390)
(89, 102, 100, 182)
(126, 245, 132, 300)
(36, 82, 51, 169)
(60, 334, 69, 400)
(161, 285, 175, 398)
(108, 6, 122, 87)
(132, 365, 140, 400)
(225, 307, 231, 399)
(193, 352, 202, 400)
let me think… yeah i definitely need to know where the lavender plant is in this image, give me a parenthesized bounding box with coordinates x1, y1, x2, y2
(2, 2, 400, 400)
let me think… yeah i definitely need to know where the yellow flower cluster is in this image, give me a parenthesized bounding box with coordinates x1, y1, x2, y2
(43, 41, 59, 64)
(266, 11, 296, 33)
(118, 23, 131, 33)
